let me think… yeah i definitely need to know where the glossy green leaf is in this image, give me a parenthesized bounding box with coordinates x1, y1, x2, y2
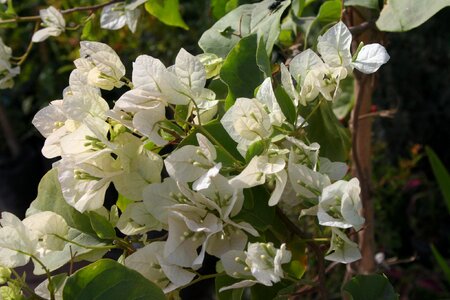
(343, 274, 398, 300)
(145, 0, 189, 30)
(303, 100, 351, 161)
(116, 194, 134, 213)
(317, 0, 342, 24)
(199, 0, 291, 58)
(344, 0, 380, 10)
(215, 275, 243, 300)
(284, 239, 307, 279)
(426, 146, 450, 214)
(26, 169, 95, 235)
(63, 259, 165, 300)
(256, 37, 271, 78)
(211, 0, 239, 20)
(88, 211, 116, 240)
(235, 186, 275, 231)
(221, 35, 266, 104)
(376, 0, 450, 32)
(431, 244, 450, 285)
(251, 281, 290, 300)
(274, 85, 296, 125)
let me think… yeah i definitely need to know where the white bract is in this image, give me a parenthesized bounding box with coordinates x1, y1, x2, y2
(317, 178, 365, 231)
(325, 228, 362, 264)
(100, 0, 147, 33)
(32, 6, 65, 43)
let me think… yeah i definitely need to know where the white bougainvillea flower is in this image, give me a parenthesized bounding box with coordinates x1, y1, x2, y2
(256, 78, 285, 126)
(0, 213, 38, 268)
(286, 137, 320, 170)
(221, 98, 273, 156)
(164, 206, 222, 268)
(56, 150, 122, 212)
(32, 100, 66, 138)
(75, 41, 126, 90)
(0, 37, 20, 89)
(116, 202, 163, 235)
(111, 132, 163, 200)
(22, 211, 69, 256)
(125, 242, 196, 293)
(288, 151, 331, 200)
(220, 242, 291, 291)
(317, 21, 389, 74)
(165, 133, 218, 186)
(100, 0, 147, 33)
(319, 157, 348, 181)
(32, 6, 65, 43)
(317, 178, 365, 231)
(325, 228, 361, 264)
(280, 63, 299, 106)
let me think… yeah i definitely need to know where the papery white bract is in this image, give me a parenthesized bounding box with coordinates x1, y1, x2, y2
(32, 6, 65, 43)
(325, 228, 361, 264)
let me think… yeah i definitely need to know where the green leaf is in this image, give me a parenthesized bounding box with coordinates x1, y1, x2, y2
(235, 186, 275, 231)
(284, 239, 307, 279)
(332, 76, 355, 120)
(199, 0, 291, 58)
(256, 37, 272, 78)
(246, 139, 270, 162)
(274, 85, 296, 125)
(344, 0, 380, 10)
(215, 275, 243, 300)
(63, 259, 166, 300)
(221, 35, 266, 104)
(175, 104, 189, 127)
(145, 0, 189, 30)
(376, 0, 450, 32)
(116, 194, 134, 213)
(316, 0, 342, 24)
(426, 146, 450, 215)
(343, 274, 398, 300)
(211, 0, 239, 20)
(88, 212, 116, 240)
(26, 169, 95, 235)
(431, 244, 450, 285)
(303, 100, 350, 161)
(251, 281, 290, 300)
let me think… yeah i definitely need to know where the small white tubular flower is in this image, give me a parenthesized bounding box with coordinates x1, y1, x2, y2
(76, 41, 126, 90)
(286, 137, 320, 170)
(288, 151, 331, 200)
(165, 133, 217, 184)
(116, 202, 163, 235)
(317, 178, 365, 231)
(256, 78, 285, 126)
(125, 242, 196, 293)
(22, 211, 69, 256)
(221, 98, 273, 156)
(317, 21, 352, 70)
(352, 43, 390, 74)
(220, 242, 291, 290)
(325, 228, 361, 264)
(0, 38, 19, 89)
(164, 206, 222, 268)
(32, 6, 65, 43)
(0, 213, 38, 268)
(289, 48, 325, 86)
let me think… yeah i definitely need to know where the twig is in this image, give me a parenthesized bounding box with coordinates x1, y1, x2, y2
(349, 21, 375, 37)
(0, 0, 122, 25)
(358, 108, 397, 120)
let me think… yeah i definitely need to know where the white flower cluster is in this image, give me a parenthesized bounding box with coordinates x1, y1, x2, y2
(0, 21, 389, 296)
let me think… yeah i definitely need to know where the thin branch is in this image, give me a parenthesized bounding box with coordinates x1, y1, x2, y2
(0, 0, 122, 25)
(349, 21, 375, 38)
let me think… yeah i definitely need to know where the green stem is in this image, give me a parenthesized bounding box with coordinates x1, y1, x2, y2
(54, 234, 117, 250)
(297, 98, 322, 129)
(179, 273, 223, 290)
(10, 269, 46, 300)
